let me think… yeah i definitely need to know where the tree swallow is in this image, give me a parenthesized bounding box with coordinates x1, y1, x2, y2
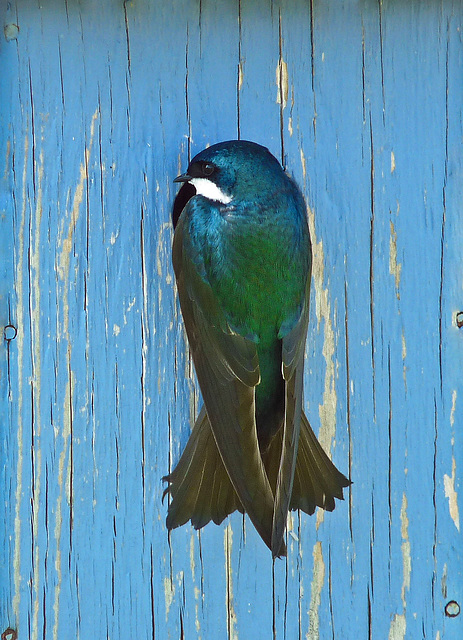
(164, 140, 350, 558)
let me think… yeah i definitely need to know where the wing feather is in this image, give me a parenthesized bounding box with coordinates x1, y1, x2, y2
(272, 278, 311, 555)
(173, 213, 284, 555)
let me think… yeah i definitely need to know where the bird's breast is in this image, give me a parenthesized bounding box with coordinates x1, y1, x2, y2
(204, 209, 309, 341)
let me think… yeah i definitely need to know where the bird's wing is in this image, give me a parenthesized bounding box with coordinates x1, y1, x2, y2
(173, 212, 284, 555)
(163, 406, 244, 529)
(272, 277, 311, 555)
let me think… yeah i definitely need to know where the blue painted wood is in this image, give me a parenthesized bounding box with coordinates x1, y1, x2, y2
(1, 0, 462, 638)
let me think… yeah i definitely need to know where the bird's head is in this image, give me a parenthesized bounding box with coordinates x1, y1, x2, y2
(173, 140, 284, 226)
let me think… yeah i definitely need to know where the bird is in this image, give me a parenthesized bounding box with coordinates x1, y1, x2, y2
(163, 140, 350, 558)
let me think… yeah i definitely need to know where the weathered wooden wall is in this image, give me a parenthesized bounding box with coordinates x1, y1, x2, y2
(1, 0, 462, 638)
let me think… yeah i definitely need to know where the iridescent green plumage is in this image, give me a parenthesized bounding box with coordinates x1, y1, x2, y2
(164, 141, 350, 557)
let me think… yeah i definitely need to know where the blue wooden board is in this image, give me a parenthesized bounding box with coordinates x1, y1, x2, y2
(1, 0, 462, 638)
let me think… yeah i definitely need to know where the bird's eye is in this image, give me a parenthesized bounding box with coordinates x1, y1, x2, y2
(202, 162, 215, 176)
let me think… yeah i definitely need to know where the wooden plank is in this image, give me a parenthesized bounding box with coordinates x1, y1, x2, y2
(1, 0, 462, 638)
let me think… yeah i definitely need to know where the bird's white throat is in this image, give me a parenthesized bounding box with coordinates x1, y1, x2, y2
(189, 178, 232, 204)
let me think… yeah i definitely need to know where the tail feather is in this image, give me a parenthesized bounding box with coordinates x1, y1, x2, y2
(163, 407, 242, 532)
(163, 407, 349, 550)
(290, 411, 351, 513)
(262, 410, 350, 516)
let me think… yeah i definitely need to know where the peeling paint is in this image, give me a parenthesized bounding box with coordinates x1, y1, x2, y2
(401, 330, 407, 389)
(31, 138, 43, 640)
(389, 220, 402, 297)
(58, 110, 99, 284)
(276, 58, 288, 110)
(163, 575, 175, 620)
(300, 149, 338, 530)
(300, 148, 307, 181)
(389, 493, 410, 639)
(400, 493, 411, 607)
(443, 456, 460, 532)
(441, 563, 447, 598)
(224, 524, 238, 640)
(53, 372, 74, 640)
(307, 541, 325, 640)
(32, 535, 41, 640)
(189, 535, 202, 634)
(190, 533, 196, 581)
(3, 137, 11, 180)
(389, 613, 406, 640)
(31, 135, 44, 640)
(3, 7, 461, 638)
(194, 586, 202, 633)
(287, 512, 299, 545)
(52, 110, 99, 639)
(450, 389, 456, 428)
(288, 115, 293, 136)
(306, 188, 337, 486)
(238, 61, 244, 91)
(13, 131, 29, 621)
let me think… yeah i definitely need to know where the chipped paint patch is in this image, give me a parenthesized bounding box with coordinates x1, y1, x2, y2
(307, 541, 325, 640)
(401, 330, 407, 390)
(190, 533, 202, 635)
(444, 457, 460, 532)
(190, 533, 196, 581)
(441, 563, 448, 598)
(400, 493, 411, 606)
(224, 524, 238, 640)
(288, 116, 293, 136)
(389, 493, 410, 639)
(450, 389, 457, 428)
(389, 220, 402, 297)
(306, 183, 337, 489)
(164, 575, 175, 620)
(3, 137, 11, 179)
(238, 61, 244, 91)
(58, 110, 99, 284)
(276, 58, 288, 110)
(300, 149, 338, 530)
(287, 512, 299, 545)
(194, 586, 202, 633)
(401, 332, 407, 361)
(389, 613, 406, 640)
(300, 148, 307, 181)
(391, 150, 396, 173)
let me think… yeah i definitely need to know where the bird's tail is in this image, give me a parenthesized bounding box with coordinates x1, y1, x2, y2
(163, 406, 244, 532)
(163, 408, 350, 551)
(262, 410, 351, 515)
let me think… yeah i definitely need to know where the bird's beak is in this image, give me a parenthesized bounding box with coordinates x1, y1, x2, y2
(174, 173, 191, 183)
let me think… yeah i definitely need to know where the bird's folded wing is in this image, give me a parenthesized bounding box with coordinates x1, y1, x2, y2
(163, 406, 244, 529)
(173, 213, 283, 555)
(272, 278, 311, 556)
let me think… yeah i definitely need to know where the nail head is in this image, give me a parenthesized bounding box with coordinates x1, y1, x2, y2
(4, 23, 19, 42)
(4, 325, 17, 341)
(445, 600, 460, 618)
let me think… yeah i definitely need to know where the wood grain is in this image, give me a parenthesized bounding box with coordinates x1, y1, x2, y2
(1, 0, 462, 638)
